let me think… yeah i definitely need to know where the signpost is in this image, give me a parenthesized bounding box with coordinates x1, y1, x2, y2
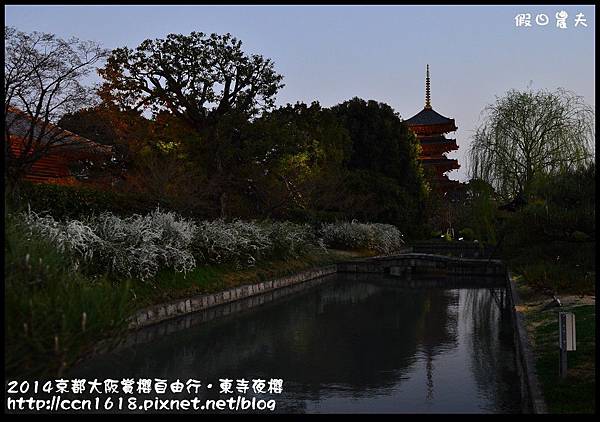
(558, 312, 576, 378)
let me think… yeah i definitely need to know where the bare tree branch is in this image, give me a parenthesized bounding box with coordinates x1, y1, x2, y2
(4, 26, 109, 185)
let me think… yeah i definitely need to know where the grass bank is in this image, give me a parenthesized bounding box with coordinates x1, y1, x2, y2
(516, 278, 595, 414)
(507, 238, 595, 413)
(131, 248, 372, 308)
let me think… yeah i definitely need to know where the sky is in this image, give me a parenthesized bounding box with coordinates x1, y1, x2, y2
(5, 5, 596, 182)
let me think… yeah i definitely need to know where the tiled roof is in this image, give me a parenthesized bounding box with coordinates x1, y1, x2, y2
(5, 106, 112, 154)
(419, 135, 457, 145)
(403, 107, 456, 128)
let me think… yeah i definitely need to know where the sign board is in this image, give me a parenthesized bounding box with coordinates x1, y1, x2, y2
(559, 312, 576, 352)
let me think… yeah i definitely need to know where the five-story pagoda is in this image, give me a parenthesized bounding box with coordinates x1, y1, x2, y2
(404, 65, 460, 192)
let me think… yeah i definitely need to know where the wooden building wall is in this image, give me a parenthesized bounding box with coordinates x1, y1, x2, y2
(8, 136, 84, 185)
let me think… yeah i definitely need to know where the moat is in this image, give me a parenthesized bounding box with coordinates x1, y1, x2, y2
(71, 273, 523, 413)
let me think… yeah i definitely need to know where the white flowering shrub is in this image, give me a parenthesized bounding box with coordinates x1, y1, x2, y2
(319, 221, 405, 254)
(23, 208, 405, 281)
(23, 211, 103, 268)
(367, 223, 406, 254)
(193, 219, 279, 267)
(192, 219, 322, 267)
(262, 221, 323, 259)
(23, 208, 197, 281)
(92, 209, 197, 279)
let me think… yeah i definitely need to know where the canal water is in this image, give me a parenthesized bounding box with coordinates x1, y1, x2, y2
(71, 273, 523, 413)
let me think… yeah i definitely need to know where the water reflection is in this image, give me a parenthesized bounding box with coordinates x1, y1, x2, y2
(71, 274, 522, 413)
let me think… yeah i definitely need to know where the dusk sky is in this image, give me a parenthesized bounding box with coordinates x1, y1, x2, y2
(5, 5, 595, 181)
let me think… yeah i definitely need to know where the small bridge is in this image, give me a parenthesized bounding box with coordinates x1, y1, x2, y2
(336, 252, 506, 278)
(411, 241, 494, 258)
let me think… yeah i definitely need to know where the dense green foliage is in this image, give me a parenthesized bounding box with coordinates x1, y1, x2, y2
(430, 163, 595, 294)
(16, 181, 177, 219)
(500, 164, 595, 294)
(331, 98, 428, 236)
(57, 98, 429, 234)
(523, 164, 595, 240)
(427, 178, 498, 244)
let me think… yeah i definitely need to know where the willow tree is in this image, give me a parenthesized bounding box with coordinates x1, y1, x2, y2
(468, 88, 594, 200)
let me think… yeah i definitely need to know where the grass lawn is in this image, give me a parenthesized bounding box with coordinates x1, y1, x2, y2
(516, 279, 596, 414)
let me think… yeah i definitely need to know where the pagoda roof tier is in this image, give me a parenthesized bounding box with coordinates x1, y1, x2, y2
(404, 65, 457, 134)
(421, 157, 460, 171)
(432, 178, 463, 192)
(421, 143, 459, 156)
(418, 134, 454, 141)
(408, 123, 457, 136)
(419, 136, 457, 145)
(404, 107, 456, 128)
(404, 65, 457, 135)
(421, 157, 459, 165)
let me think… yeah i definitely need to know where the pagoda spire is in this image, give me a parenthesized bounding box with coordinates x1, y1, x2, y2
(425, 64, 432, 109)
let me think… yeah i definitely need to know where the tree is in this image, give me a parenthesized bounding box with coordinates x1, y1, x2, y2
(331, 98, 429, 235)
(59, 105, 210, 212)
(468, 87, 595, 201)
(98, 31, 284, 128)
(4, 26, 108, 186)
(58, 104, 149, 187)
(332, 98, 425, 189)
(238, 102, 352, 219)
(98, 31, 284, 216)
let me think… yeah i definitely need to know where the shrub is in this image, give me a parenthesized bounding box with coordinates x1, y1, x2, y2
(17, 182, 162, 219)
(263, 221, 323, 259)
(319, 221, 405, 254)
(459, 227, 476, 241)
(368, 223, 406, 254)
(192, 219, 272, 267)
(192, 220, 320, 267)
(23, 208, 405, 281)
(23, 208, 197, 281)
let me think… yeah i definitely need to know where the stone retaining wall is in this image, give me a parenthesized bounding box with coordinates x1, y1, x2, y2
(129, 265, 337, 329)
(104, 273, 337, 353)
(131, 254, 507, 329)
(506, 270, 548, 414)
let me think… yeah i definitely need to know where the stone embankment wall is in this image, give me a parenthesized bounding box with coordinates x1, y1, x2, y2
(129, 265, 337, 329)
(506, 271, 548, 414)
